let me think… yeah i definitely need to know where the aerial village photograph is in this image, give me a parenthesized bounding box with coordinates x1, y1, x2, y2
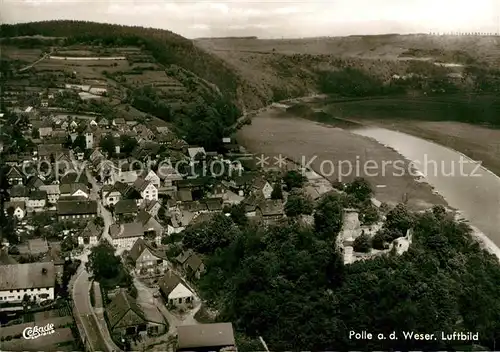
(1, 0, 500, 351)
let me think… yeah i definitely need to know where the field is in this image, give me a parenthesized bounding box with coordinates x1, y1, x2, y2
(196, 34, 500, 64)
(2, 42, 197, 111)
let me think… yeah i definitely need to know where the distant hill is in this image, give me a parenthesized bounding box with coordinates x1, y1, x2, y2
(4, 21, 500, 129)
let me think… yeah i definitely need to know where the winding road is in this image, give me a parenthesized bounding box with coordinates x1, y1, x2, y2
(69, 152, 122, 352)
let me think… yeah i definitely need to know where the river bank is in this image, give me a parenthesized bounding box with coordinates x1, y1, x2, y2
(238, 98, 500, 260)
(237, 107, 447, 211)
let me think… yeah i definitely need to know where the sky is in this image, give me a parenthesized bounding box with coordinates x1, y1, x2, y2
(2, 0, 500, 39)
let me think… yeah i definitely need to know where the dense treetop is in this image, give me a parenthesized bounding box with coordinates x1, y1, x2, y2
(185, 194, 500, 351)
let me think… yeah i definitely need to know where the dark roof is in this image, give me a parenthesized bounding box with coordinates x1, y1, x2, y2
(109, 222, 143, 239)
(57, 200, 98, 215)
(0, 263, 56, 290)
(176, 189, 193, 202)
(114, 199, 138, 215)
(9, 185, 29, 198)
(158, 270, 183, 296)
(113, 181, 129, 195)
(7, 166, 24, 179)
(60, 172, 88, 185)
(26, 176, 45, 189)
(175, 249, 194, 265)
(136, 210, 152, 225)
(233, 172, 259, 187)
(176, 178, 207, 189)
(129, 238, 154, 262)
(80, 222, 101, 239)
(257, 199, 284, 217)
(133, 177, 151, 192)
(182, 201, 207, 213)
(202, 198, 223, 211)
(177, 323, 235, 350)
(29, 190, 47, 200)
(59, 183, 88, 195)
(185, 254, 203, 272)
(242, 194, 259, 212)
(4, 201, 25, 211)
(107, 289, 146, 329)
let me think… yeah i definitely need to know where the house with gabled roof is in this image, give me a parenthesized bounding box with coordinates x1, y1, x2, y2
(175, 250, 205, 280)
(114, 199, 138, 221)
(187, 147, 206, 161)
(89, 149, 105, 166)
(4, 201, 25, 219)
(144, 199, 161, 218)
(26, 175, 45, 190)
(109, 222, 144, 250)
(78, 221, 101, 246)
(106, 289, 167, 337)
(9, 185, 29, 202)
(39, 120, 53, 138)
(0, 262, 56, 304)
(135, 210, 163, 245)
(252, 177, 274, 199)
(139, 169, 160, 189)
(133, 177, 158, 206)
(256, 199, 285, 225)
(59, 183, 89, 199)
(6, 166, 24, 185)
(57, 199, 98, 222)
(27, 190, 47, 211)
(39, 183, 60, 204)
(112, 170, 138, 185)
(158, 270, 194, 308)
(128, 238, 168, 276)
(60, 171, 88, 185)
(102, 184, 122, 206)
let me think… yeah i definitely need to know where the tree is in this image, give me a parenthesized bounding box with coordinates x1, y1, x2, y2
(359, 202, 379, 225)
(270, 181, 283, 200)
(72, 134, 86, 150)
(314, 193, 345, 239)
(285, 194, 313, 217)
(100, 134, 116, 157)
(93, 216, 104, 227)
(228, 203, 248, 227)
(353, 233, 371, 252)
(120, 135, 138, 156)
(1, 208, 18, 244)
(432, 204, 447, 219)
(183, 214, 239, 254)
(61, 235, 77, 252)
(31, 128, 40, 139)
(345, 177, 372, 203)
(386, 203, 413, 233)
(85, 242, 122, 280)
(283, 170, 307, 191)
(158, 206, 168, 222)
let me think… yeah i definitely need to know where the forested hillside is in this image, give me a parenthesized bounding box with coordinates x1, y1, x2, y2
(193, 195, 500, 351)
(0, 21, 242, 101)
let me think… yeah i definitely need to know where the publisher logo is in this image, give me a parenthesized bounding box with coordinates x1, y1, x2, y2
(22, 323, 55, 340)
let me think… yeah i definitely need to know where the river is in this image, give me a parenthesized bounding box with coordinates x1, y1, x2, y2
(238, 108, 500, 247)
(352, 127, 500, 246)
